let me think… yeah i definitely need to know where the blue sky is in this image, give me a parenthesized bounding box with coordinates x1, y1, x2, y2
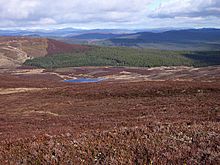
(148, 0, 162, 10)
(0, 0, 219, 29)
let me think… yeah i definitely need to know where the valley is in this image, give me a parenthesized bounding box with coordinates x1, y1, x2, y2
(1, 0, 220, 164)
(0, 36, 219, 164)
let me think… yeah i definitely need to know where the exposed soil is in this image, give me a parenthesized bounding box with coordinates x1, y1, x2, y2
(0, 67, 219, 164)
(0, 88, 46, 95)
(0, 37, 90, 69)
(52, 66, 220, 82)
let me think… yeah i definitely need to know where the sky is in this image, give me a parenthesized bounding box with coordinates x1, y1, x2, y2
(0, 0, 220, 29)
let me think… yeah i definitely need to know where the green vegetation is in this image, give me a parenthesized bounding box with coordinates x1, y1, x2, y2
(23, 47, 220, 68)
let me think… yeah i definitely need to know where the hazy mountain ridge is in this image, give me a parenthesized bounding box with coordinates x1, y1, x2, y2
(111, 28, 220, 42)
(53, 28, 220, 51)
(0, 28, 141, 37)
(93, 28, 220, 51)
(1, 28, 220, 50)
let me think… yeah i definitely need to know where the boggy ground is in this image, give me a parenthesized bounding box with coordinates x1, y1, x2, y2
(0, 68, 220, 164)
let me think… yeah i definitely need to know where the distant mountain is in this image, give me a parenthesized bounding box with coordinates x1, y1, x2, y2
(0, 28, 140, 37)
(70, 33, 124, 40)
(109, 28, 220, 44)
(1, 28, 220, 51)
(0, 28, 82, 37)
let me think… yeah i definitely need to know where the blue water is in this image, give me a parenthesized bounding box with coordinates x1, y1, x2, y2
(64, 78, 105, 83)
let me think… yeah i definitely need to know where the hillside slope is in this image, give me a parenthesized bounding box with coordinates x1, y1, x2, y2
(89, 29, 220, 50)
(70, 33, 122, 40)
(109, 29, 220, 44)
(0, 37, 90, 69)
(24, 47, 220, 68)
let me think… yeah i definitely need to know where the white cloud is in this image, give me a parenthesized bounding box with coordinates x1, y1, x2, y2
(0, 0, 39, 20)
(0, 0, 152, 28)
(151, 0, 220, 18)
(0, 0, 219, 29)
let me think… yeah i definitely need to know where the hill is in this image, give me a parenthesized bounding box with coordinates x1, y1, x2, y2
(1, 28, 220, 51)
(114, 29, 220, 42)
(0, 37, 90, 68)
(0, 28, 138, 37)
(70, 33, 123, 40)
(23, 46, 220, 68)
(104, 29, 220, 50)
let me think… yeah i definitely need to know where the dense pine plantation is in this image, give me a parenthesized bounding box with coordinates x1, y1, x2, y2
(24, 47, 220, 68)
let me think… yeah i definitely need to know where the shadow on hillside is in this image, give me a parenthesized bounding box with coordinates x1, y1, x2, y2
(183, 51, 220, 66)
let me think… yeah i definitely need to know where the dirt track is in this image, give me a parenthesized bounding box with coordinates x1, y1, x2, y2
(0, 67, 219, 164)
(0, 37, 90, 69)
